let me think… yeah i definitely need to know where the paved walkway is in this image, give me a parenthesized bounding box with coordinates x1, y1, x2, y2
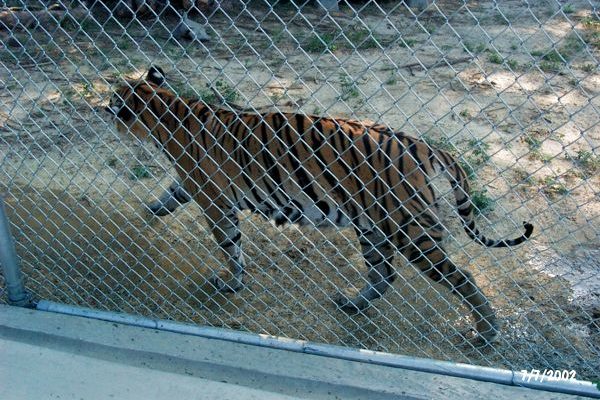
(0, 304, 590, 400)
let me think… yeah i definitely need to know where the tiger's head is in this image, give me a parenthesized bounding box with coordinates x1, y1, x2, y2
(106, 66, 169, 140)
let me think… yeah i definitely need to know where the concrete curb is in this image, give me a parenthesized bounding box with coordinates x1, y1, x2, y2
(0, 304, 591, 400)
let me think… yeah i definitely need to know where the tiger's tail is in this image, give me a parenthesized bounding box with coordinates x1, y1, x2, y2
(432, 149, 533, 248)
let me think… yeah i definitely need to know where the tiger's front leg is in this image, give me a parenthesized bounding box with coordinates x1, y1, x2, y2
(147, 181, 192, 216)
(205, 205, 245, 292)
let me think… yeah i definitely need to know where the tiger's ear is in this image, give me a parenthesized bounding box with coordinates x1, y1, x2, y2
(147, 66, 166, 86)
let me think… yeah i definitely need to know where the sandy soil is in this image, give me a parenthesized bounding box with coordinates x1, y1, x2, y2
(1, 0, 598, 381)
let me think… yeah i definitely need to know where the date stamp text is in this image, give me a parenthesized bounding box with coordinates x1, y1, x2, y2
(520, 369, 577, 383)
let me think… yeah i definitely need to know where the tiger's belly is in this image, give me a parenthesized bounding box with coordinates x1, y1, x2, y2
(237, 196, 352, 228)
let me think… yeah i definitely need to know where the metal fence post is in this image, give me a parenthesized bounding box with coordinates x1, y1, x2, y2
(0, 197, 32, 307)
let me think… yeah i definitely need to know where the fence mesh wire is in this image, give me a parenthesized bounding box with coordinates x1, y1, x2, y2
(1, 0, 599, 382)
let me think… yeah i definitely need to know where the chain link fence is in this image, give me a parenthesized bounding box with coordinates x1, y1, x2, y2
(1, 0, 599, 384)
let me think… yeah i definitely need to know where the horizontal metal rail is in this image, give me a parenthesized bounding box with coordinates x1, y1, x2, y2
(37, 300, 600, 398)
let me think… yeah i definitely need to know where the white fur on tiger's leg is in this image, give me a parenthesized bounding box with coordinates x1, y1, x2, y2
(173, 15, 210, 41)
(335, 229, 396, 312)
(147, 181, 192, 216)
(206, 207, 245, 293)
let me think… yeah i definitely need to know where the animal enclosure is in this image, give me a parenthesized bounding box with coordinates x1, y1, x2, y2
(1, 0, 599, 383)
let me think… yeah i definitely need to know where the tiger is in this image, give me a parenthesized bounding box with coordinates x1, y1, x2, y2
(106, 66, 534, 344)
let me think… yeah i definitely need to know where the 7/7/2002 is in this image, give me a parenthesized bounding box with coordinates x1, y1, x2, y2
(520, 369, 576, 383)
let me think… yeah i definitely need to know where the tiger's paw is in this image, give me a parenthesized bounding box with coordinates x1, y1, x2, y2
(210, 270, 244, 293)
(147, 183, 192, 216)
(471, 316, 500, 347)
(333, 288, 370, 313)
(147, 200, 177, 217)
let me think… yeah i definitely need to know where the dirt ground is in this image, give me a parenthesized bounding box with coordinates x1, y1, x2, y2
(1, 0, 599, 382)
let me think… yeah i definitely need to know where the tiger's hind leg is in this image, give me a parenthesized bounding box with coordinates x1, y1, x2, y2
(335, 228, 396, 312)
(204, 205, 245, 293)
(401, 225, 498, 344)
(147, 181, 192, 216)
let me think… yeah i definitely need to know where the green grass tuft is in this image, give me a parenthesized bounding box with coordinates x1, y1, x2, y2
(539, 60, 561, 72)
(399, 38, 418, 48)
(130, 165, 151, 180)
(346, 29, 381, 50)
(302, 28, 393, 52)
(471, 189, 495, 215)
(580, 63, 595, 72)
(569, 150, 600, 176)
(303, 32, 338, 53)
(581, 16, 600, 49)
(539, 176, 569, 198)
(467, 139, 491, 165)
(185, 80, 240, 105)
(464, 42, 487, 54)
(339, 73, 360, 100)
(420, 134, 455, 153)
(506, 59, 519, 69)
(488, 52, 503, 64)
(459, 160, 477, 180)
